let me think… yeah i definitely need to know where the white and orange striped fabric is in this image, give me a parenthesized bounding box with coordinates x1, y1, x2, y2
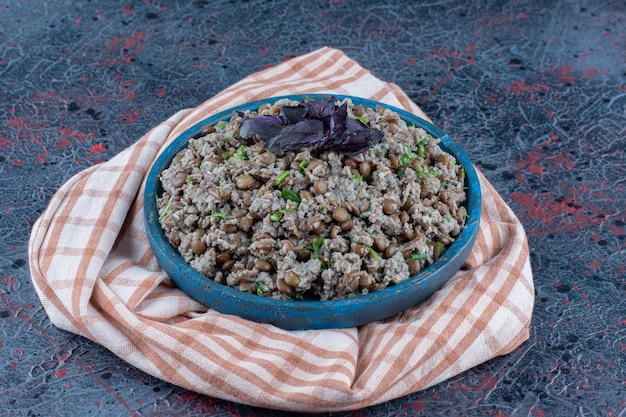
(28, 47, 534, 412)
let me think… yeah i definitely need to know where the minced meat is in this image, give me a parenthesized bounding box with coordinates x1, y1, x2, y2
(157, 98, 467, 300)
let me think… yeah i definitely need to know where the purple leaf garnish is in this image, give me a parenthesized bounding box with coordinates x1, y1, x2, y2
(279, 105, 307, 124)
(303, 100, 335, 122)
(239, 99, 384, 155)
(327, 102, 348, 144)
(239, 114, 288, 142)
(264, 120, 326, 153)
(335, 119, 384, 155)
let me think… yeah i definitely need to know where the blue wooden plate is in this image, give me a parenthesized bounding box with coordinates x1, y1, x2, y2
(143, 94, 481, 330)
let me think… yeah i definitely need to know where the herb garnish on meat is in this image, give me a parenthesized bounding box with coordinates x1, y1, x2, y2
(239, 99, 384, 155)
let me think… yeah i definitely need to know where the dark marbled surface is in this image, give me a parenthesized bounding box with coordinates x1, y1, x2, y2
(1, 0, 625, 416)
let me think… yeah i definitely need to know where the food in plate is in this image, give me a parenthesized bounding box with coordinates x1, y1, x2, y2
(156, 97, 467, 301)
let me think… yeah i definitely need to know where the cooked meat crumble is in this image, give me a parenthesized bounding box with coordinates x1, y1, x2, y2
(157, 98, 467, 300)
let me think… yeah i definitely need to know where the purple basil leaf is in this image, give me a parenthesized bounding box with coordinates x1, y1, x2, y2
(304, 100, 335, 123)
(239, 115, 288, 141)
(280, 105, 307, 124)
(240, 99, 384, 156)
(334, 127, 384, 155)
(263, 119, 326, 154)
(327, 102, 348, 144)
(328, 118, 384, 155)
(345, 117, 369, 132)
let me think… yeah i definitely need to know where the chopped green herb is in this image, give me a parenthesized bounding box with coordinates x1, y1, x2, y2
(419, 164, 437, 177)
(158, 203, 171, 220)
(307, 237, 325, 258)
(270, 206, 293, 222)
(352, 173, 364, 184)
(275, 170, 290, 185)
(234, 146, 248, 162)
(410, 253, 428, 261)
(369, 247, 381, 261)
(270, 211, 284, 222)
(281, 188, 301, 204)
(215, 121, 229, 130)
(298, 159, 308, 171)
(436, 241, 445, 253)
(211, 211, 227, 221)
(397, 167, 406, 177)
(249, 236, 257, 243)
(221, 151, 231, 159)
(417, 145, 425, 159)
(399, 144, 415, 166)
(361, 288, 369, 294)
(186, 175, 193, 184)
(417, 138, 428, 158)
(255, 281, 269, 297)
(355, 115, 369, 123)
(319, 255, 333, 271)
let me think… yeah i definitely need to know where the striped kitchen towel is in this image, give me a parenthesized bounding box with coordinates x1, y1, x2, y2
(28, 47, 534, 412)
